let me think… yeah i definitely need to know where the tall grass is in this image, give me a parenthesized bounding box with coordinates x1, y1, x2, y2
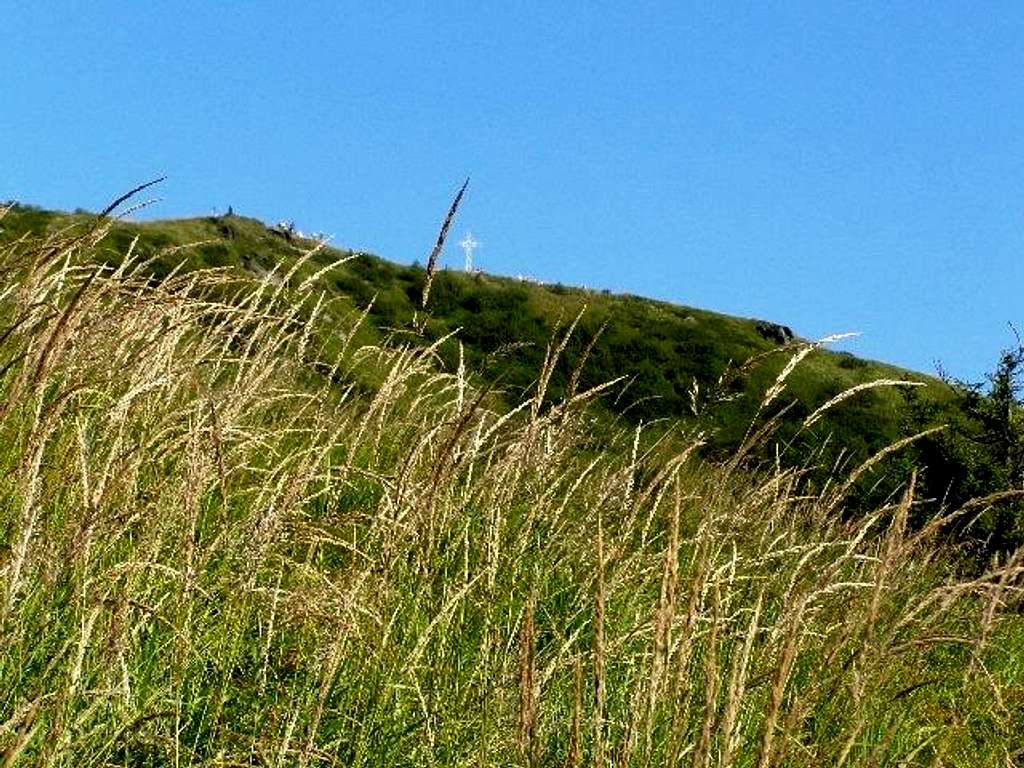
(0, 214, 1022, 766)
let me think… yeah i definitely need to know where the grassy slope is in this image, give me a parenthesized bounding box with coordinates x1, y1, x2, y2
(0, 212, 1020, 766)
(0, 204, 953, 463)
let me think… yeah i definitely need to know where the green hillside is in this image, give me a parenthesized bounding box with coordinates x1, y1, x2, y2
(0, 203, 950, 452)
(1, 203, 1021, 765)
(4, 200, 1022, 551)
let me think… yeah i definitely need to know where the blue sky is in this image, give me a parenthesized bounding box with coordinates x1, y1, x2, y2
(4, 2, 1022, 382)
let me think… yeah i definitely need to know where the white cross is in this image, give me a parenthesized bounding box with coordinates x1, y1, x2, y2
(459, 232, 480, 272)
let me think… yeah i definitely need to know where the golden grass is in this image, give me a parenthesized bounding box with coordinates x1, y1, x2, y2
(0, 213, 1021, 766)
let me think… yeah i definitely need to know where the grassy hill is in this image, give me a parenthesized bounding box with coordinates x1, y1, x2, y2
(0, 202, 1022, 765)
(0, 203, 952, 462)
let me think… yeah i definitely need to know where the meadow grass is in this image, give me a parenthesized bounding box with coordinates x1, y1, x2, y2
(0, 215, 1022, 766)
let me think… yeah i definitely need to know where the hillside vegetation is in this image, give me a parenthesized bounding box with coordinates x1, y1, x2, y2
(0, 204, 1022, 765)
(0, 204, 953, 466)
(8, 201, 1022, 555)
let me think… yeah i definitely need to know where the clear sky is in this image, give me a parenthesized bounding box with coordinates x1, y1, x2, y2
(4, 2, 1022, 382)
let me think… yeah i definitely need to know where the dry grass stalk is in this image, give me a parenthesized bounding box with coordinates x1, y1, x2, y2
(532, 306, 586, 425)
(969, 545, 1023, 681)
(692, 580, 722, 768)
(761, 342, 818, 409)
(824, 427, 945, 515)
(421, 177, 469, 310)
(730, 333, 860, 463)
(567, 655, 584, 768)
(518, 589, 540, 766)
(802, 379, 924, 429)
(866, 472, 916, 646)
(566, 319, 608, 401)
(647, 474, 682, 728)
(594, 508, 607, 768)
(719, 590, 763, 768)
(755, 600, 806, 768)
(97, 176, 167, 218)
(667, 511, 715, 765)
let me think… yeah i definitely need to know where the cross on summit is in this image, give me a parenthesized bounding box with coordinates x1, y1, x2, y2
(459, 232, 479, 272)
